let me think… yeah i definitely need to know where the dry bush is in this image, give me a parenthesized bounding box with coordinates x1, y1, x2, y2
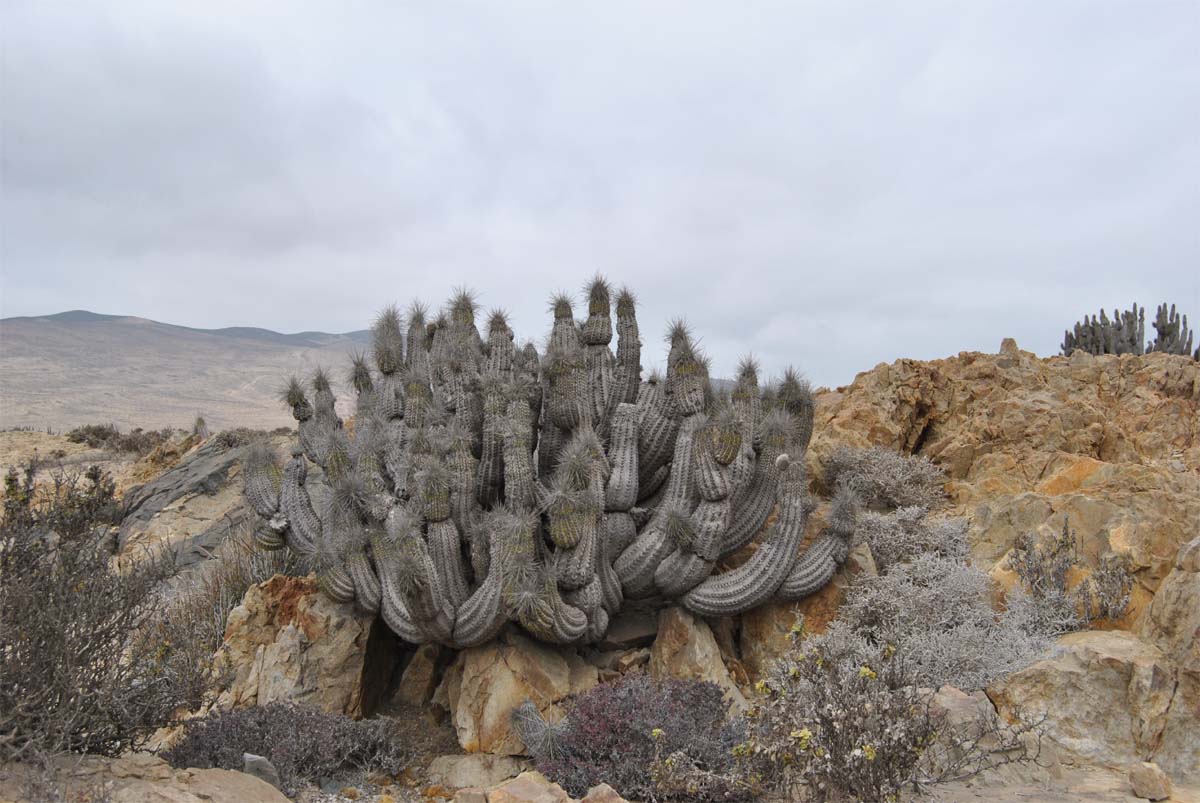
(0, 462, 206, 761)
(210, 427, 272, 450)
(1008, 519, 1133, 634)
(823, 445, 945, 510)
(163, 702, 409, 794)
(836, 554, 1050, 690)
(738, 626, 1044, 802)
(513, 673, 750, 802)
(64, 423, 175, 456)
(857, 506, 967, 573)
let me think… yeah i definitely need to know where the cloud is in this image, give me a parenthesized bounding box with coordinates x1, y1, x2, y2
(2, 0, 1197, 387)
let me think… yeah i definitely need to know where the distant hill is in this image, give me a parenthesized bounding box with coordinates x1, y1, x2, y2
(0, 311, 370, 431)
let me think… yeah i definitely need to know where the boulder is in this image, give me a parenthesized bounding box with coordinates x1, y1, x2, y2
(988, 630, 1197, 779)
(213, 574, 397, 718)
(649, 607, 747, 710)
(427, 754, 527, 789)
(241, 754, 282, 791)
(483, 771, 572, 803)
(1129, 762, 1173, 801)
(580, 784, 630, 802)
(442, 630, 598, 755)
(0, 753, 290, 803)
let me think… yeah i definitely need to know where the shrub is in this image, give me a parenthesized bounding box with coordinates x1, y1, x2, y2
(739, 626, 1043, 802)
(163, 702, 409, 793)
(514, 673, 749, 801)
(210, 427, 272, 449)
(0, 462, 205, 761)
(822, 446, 945, 510)
(835, 554, 1049, 690)
(1008, 519, 1133, 635)
(857, 506, 967, 574)
(192, 416, 211, 440)
(64, 423, 174, 456)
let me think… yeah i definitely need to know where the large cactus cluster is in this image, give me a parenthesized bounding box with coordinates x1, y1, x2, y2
(1061, 302, 1198, 359)
(242, 279, 855, 648)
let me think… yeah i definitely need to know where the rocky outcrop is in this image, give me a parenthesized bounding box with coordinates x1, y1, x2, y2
(213, 574, 397, 718)
(988, 629, 1197, 780)
(810, 346, 1199, 628)
(1136, 535, 1200, 781)
(0, 753, 289, 803)
(118, 439, 256, 564)
(438, 630, 598, 755)
(649, 607, 747, 710)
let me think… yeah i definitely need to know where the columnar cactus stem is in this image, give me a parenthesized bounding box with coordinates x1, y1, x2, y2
(635, 376, 679, 499)
(680, 459, 813, 617)
(244, 442, 283, 519)
(615, 412, 704, 598)
(278, 450, 321, 555)
(612, 287, 642, 407)
(451, 529, 508, 648)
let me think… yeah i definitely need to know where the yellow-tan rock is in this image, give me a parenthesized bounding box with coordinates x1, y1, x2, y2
(809, 347, 1199, 630)
(988, 630, 1197, 780)
(443, 630, 598, 755)
(649, 606, 747, 710)
(213, 574, 397, 718)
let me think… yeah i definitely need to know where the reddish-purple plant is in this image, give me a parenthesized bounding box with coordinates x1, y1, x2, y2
(531, 672, 747, 801)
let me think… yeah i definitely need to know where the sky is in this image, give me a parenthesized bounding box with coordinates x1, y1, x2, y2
(1, 1, 1197, 388)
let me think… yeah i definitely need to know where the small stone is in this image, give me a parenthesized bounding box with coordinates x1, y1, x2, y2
(424, 783, 454, 800)
(452, 789, 487, 803)
(581, 782, 631, 801)
(241, 753, 282, 790)
(340, 786, 361, 799)
(426, 754, 525, 789)
(616, 648, 650, 672)
(1129, 762, 1172, 800)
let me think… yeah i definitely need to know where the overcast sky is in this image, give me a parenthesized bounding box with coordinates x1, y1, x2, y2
(2, 2, 1197, 387)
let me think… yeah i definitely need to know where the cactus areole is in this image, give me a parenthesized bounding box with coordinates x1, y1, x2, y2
(244, 279, 854, 647)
